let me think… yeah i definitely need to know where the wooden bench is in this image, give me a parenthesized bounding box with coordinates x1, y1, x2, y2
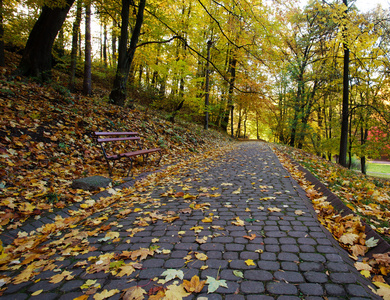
(94, 131, 162, 176)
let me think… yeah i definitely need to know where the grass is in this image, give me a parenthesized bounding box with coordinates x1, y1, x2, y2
(367, 162, 390, 173)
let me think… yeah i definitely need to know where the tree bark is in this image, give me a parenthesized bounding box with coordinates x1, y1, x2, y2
(109, 0, 146, 106)
(83, 0, 92, 96)
(16, 0, 75, 80)
(204, 40, 212, 130)
(222, 56, 237, 133)
(0, 0, 4, 67)
(69, 0, 82, 92)
(339, 0, 349, 167)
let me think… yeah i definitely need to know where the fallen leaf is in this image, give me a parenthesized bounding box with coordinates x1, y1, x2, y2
(339, 233, 358, 245)
(31, 289, 43, 296)
(161, 269, 184, 283)
(294, 210, 305, 215)
(206, 276, 228, 293)
(183, 275, 206, 293)
(243, 234, 256, 241)
(232, 217, 245, 226)
(49, 270, 74, 284)
(245, 259, 256, 266)
(360, 270, 371, 278)
(164, 282, 191, 299)
(373, 282, 390, 300)
(195, 252, 208, 261)
(93, 289, 120, 300)
(366, 237, 379, 248)
(122, 286, 147, 300)
(267, 207, 281, 212)
(233, 270, 244, 278)
(354, 262, 372, 271)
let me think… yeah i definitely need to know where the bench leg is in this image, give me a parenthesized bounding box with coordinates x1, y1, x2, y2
(126, 157, 134, 177)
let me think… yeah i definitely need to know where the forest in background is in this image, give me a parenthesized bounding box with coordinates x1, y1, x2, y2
(1, 0, 390, 174)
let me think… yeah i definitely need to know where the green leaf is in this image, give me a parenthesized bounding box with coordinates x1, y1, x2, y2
(245, 218, 256, 223)
(161, 269, 184, 283)
(206, 276, 228, 293)
(233, 270, 244, 278)
(366, 237, 379, 248)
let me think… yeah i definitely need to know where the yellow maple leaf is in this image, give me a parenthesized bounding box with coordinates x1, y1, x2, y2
(122, 286, 146, 300)
(105, 232, 120, 240)
(360, 270, 371, 278)
(50, 270, 74, 284)
(245, 259, 256, 266)
(117, 264, 136, 277)
(183, 275, 206, 293)
(354, 262, 372, 271)
(232, 217, 245, 226)
(202, 217, 213, 223)
(164, 283, 191, 300)
(93, 289, 120, 300)
(339, 233, 358, 245)
(195, 252, 208, 261)
(268, 207, 281, 212)
(372, 282, 390, 300)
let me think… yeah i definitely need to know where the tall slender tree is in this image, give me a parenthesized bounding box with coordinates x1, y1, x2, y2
(69, 0, 82, 91)
(83, 0, 92, 95)
(109, 0, 146, 106)
(0, 0, 4, 67)
(339, 0, 350, 167)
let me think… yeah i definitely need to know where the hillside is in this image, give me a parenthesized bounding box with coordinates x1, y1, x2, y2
(0, 64, 232, 232)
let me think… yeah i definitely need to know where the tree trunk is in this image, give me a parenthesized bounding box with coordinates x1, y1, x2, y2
(109, 0, 146, 106)
(204, 40, 212, 130)
(15, 0, 75, 80)
(83, 0, 92, 96)
(222, 56, 237, 132)
(69, 0, 82, 92)
(112, 19, 117, 66)
(0, 0, 4, 67)
(339, 0, 349, 167)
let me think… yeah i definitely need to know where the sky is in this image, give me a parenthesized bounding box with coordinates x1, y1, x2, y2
(356, 0, 389, 11)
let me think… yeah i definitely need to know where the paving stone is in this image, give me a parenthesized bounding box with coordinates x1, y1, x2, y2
(240, 251, 259, 260)
(230, 260, 257, 269)
(326, 254, 344, 262)
(274, 271, 304, 283)
(278, 252, 299, 261)
(58, 292, 85, 300)
(1, 294, 29, 300)
(276, 297, 301, 300)
(240, 281, 265, 293)
(281, 261, 299, 271)
(60, 280, 84, 292)
(258, 260, 280, 271)
(261, 252, 277, 260)
(266, 282, 298, 295)
(30, 293, 58, 300)
(247, 296, 274, 300)
(299, 253, 326, 262)
(299, 262, 324, 272)
(226, 244, 245, 251)
(325, 283, 346, 296)
(299, 283, 324, 296)
(326, 262, 349, 272)
(329, 273, 357, 284)
(304, 271, 328, 283)
(346, 284, 371, 297)
(138, 268, 164, 279)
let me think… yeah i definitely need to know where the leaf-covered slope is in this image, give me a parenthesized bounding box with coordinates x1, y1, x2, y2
(0, 67, 231, 232)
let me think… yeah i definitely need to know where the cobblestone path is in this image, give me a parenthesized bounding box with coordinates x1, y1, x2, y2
(0, 142, 380, 299)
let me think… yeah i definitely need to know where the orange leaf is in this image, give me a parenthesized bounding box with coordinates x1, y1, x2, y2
(183, 275, 206, 293)
(243, 234, 256, 240)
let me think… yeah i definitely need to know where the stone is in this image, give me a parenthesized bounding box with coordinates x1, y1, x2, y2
(71, 175, 112, 191)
